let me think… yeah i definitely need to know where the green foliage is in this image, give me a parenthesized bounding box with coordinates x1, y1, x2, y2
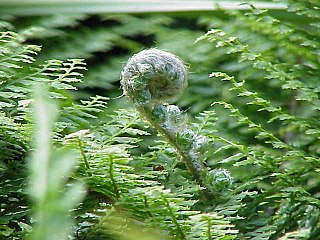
(0, 22, 238, 239)
(0, 1, 319, 239)
(0, 164, 28, 239)
(196, 2, 320, 239)
(27, 84, 85, 240)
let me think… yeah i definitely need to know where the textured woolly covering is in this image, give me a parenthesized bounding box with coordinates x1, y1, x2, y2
(120, 49, 221, 198)
(121, 48, 187, 105)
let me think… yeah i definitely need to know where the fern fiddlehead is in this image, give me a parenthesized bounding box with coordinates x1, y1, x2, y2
(121, 48, 231, 200)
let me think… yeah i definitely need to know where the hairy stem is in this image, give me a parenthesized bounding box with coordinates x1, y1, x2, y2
(139, 106, 205, 183)
(121, 48, 232, 201)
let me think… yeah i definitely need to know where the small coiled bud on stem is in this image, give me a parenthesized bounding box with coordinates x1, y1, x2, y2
(121, 49, 228, 200)
(121, 48, 187, 106)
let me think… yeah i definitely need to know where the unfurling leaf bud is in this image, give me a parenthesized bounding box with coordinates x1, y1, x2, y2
(120, 48, 187, 106)
(166, 105, 183, 124)
(177, 130, 196, 149)
(150, 104, 167, 123)
(207, 168, 233, 192)
(120, 49, 229, 200)
(193, 136, 210, 153)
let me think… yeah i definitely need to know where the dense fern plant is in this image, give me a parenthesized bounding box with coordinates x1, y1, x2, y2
(0, 21, 236, 240)
(195, 1, 320, 239)
(1, 0, 320, 239)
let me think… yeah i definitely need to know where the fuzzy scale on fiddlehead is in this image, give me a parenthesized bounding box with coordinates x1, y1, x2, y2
(121, 48, 187, 106)
(121, 49, 232, 200)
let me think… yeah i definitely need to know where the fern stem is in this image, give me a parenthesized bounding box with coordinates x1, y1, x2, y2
(108, 156, 120, 200)
(77, 138, 91, 173)
(161, 193, 186, 240)
(104, 113, 139, 144)
(207, 219, 212, 239)
(138, 105, 206, 189)
(120, 49, 221, 200)
(143, 195, 154, 218)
